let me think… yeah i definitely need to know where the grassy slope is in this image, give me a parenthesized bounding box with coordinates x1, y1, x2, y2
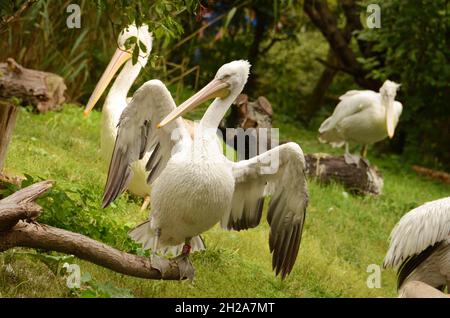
(1, 105, 448, 298)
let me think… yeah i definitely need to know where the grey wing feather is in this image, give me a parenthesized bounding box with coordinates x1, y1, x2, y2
(223, 142, 308, 278)
(102, 80, 189, 208)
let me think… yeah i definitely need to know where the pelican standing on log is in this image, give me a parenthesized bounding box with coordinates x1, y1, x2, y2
(102, 60, 309, 279)
(318, 80, 403, 159)
(83, 24, 154, 210)
(384, 197, 450, 293)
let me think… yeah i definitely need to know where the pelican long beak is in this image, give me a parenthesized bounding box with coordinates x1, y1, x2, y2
(83, 48, 132, 116)
(157, 78, 230, 128)
(386, 99, 396, 138)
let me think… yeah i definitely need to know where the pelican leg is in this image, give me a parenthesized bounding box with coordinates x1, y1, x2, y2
(150, 228, 170, 276)
(360, 145, 368, 158)
(140, 195, 151, 211)
(344, 143, 361, 166)
(173, 238, 195, 281)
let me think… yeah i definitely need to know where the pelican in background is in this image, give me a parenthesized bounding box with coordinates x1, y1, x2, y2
(83, 24, 154, 210)
(318, 80, 402, 160)
(102, 60, 309, 279)
(384, 197, 450, 294)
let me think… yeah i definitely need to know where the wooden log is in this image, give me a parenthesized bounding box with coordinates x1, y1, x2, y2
(304, 153, 384, 195)
(412, 165, 450, 184)
(0, 58, 67, 112)
(0, 181, 184, 280)
(0, 99, 19, 171)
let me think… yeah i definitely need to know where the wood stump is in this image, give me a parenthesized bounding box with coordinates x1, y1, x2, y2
(304, 154, 383, 195)
(0, 58, 67, 112)
(0, 99, 18, 171)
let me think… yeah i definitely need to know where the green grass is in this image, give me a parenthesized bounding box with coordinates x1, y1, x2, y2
(1, 105, 448, 298)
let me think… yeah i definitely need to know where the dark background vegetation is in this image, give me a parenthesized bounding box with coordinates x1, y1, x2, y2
(1, 0, 449, 169)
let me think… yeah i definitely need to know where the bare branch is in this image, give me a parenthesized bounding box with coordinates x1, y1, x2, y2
(0, 0, 38, 33)
(259, 35, 290, 55)
(0, 221, 182, 280)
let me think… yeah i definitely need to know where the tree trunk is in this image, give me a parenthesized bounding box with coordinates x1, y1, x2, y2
(0, 181, 185, 280)
(304, 154, 384, 195)
(0, 58, 67, 112)
(303, 51, 339, 123)
(303, 0, 380, 90)
(245, 7, 268, 93)
(0, 99, 18, 171)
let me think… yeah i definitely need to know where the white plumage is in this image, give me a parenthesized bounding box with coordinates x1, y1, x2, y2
(384, 197, 450, 290)
(84, 24, 153, 201)
(102, 60, 309, 279)
(319, 80, 403, 156)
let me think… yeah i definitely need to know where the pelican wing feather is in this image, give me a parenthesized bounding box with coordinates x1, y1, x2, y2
(222, 142, 309, 278)
(102, 80, 190, 208)
(384, 197, 450, 269)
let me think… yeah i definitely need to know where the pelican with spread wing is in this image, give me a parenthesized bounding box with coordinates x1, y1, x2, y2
(102, 60, 308, 279)
(384, 197, 450, 293)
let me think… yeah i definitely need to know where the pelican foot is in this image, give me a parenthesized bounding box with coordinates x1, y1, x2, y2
(344, 153, 361, 166)
(359, 156, 370, 167)
(150, 254, 171, 277)
(140, 195, 151, 211)
(173, 254, 195, 281)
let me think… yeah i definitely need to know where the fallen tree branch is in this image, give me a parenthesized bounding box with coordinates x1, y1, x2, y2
(0, 181, 183, 280)
(412, 165, 450, 184)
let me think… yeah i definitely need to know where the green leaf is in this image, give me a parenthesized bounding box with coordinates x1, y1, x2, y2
(131, 46, 139, 65)
(81, 272, 92, 283)
(223, 7, 237, 29)
(19, 252, 75, 275)
(124, 36, 137, 51)
(138, 40, 147, 53)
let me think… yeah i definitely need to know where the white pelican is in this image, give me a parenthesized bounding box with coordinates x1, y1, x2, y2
(83, 24, 154, 210)
(101, 60, 309, 279)
(384, 197, 450, 293)
(318, 80, 403, 158)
